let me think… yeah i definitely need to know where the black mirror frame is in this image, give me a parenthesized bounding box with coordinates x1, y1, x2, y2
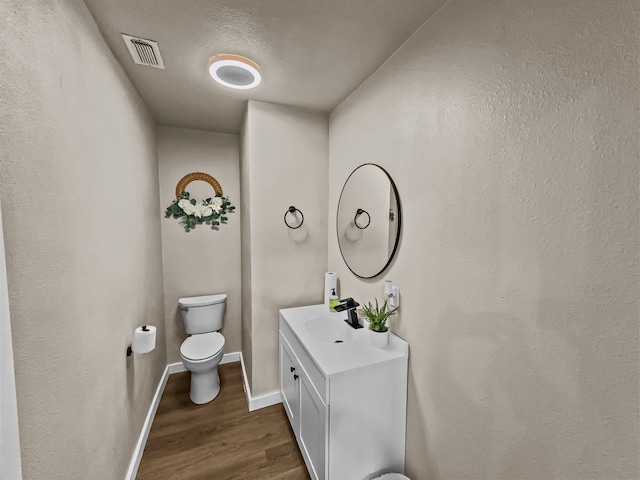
(336, 163, 402, 279)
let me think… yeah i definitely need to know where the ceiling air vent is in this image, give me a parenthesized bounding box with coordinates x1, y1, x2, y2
(122, 34, 164, 69)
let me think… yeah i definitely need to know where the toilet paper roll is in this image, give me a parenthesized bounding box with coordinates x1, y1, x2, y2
(324, 272, 337, 306)
(131, 325, 156, 354)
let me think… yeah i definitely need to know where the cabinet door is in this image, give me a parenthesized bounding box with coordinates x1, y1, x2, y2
(299, 374, 328, 480)
(280, 337, 300, 435)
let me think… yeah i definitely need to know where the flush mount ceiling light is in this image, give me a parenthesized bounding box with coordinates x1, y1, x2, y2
(208, 54, 262, 90)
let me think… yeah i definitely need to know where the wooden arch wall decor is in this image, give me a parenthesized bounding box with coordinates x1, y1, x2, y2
(175, 172, 223, 198)
(165, 172, 235, 231)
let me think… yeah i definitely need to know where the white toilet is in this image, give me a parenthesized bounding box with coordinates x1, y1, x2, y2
(371, 474, 410, 480)
(178, 294, 227, 404)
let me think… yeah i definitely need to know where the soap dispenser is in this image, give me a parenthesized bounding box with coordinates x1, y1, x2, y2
(329, 288, 339, 312)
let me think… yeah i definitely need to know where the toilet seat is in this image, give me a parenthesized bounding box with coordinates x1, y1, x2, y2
(180, 332, 225, 361)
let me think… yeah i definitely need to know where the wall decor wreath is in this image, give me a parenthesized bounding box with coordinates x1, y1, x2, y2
(165, 172, 236, 231)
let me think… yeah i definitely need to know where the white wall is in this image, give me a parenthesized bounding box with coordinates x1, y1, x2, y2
(158, 127, 242, 363)
(0, 1, 166, 478)
(328, 0, 639, 478)
(0, 202, 22, 480)
(242, 101, 329, 396)
(239, 114, 254, 384)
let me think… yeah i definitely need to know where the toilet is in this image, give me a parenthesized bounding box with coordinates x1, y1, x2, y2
(371, 475, 410, 480)
(179, 294, 227, 404)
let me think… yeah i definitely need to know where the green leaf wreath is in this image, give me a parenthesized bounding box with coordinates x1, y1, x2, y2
(165, 191, 235, 231)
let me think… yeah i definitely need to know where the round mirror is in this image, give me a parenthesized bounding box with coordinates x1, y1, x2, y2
(336, 164, 402, 278)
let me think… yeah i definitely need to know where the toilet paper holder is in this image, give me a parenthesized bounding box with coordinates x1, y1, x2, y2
(126, 325, 151, 357)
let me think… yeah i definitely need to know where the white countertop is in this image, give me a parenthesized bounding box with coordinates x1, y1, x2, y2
(279, 304, 409, 376)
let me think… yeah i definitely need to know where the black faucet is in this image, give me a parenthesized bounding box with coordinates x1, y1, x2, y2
(333, 298, 363, 329)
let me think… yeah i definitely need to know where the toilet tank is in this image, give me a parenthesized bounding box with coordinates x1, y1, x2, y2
(179, 294, 226, 335)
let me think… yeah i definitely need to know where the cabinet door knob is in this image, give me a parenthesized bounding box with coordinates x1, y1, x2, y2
(290, 366, 296, 373)
(293, 374, 299, 380)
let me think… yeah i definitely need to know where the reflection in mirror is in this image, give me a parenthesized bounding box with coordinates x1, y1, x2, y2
(354, 209, 370, 229)
(337, 164, 402, 278)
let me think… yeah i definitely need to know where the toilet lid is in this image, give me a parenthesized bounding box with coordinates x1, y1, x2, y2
(181, 332, 225, 360)
(178, 294, 227, 307)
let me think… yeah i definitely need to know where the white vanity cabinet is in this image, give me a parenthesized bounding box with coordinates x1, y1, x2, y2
(280, 329, 329, 480)
(279, 305, 409, 480)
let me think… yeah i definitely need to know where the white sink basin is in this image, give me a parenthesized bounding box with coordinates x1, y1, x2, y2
(280, 304, 408, 376)
(305, 316, 355, 343)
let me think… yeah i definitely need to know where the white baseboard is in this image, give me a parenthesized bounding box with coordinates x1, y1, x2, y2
(239, 352, 281, 411)
(125, 364, 171, 480)
(125, 351, 281, 479)
(247, 389, 282, 411)
(220, 351, 240, 364)
(167, 362, 187, 374)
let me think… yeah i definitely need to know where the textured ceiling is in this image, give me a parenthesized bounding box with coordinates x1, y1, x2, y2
(83, 0, 446, 134)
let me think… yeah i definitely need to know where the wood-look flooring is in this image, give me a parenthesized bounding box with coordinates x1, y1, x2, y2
(136, 363, 311, 480)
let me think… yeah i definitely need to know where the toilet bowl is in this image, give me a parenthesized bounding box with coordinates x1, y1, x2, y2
(179, 294, 227, 404)
(180, 332, 225, 404)
(371, 474, 410, 480)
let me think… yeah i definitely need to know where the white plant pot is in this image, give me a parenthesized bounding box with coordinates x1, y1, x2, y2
(370, 329, 389, 349)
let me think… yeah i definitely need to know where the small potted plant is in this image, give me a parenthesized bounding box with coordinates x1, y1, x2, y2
(360, 298, 398, 348)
